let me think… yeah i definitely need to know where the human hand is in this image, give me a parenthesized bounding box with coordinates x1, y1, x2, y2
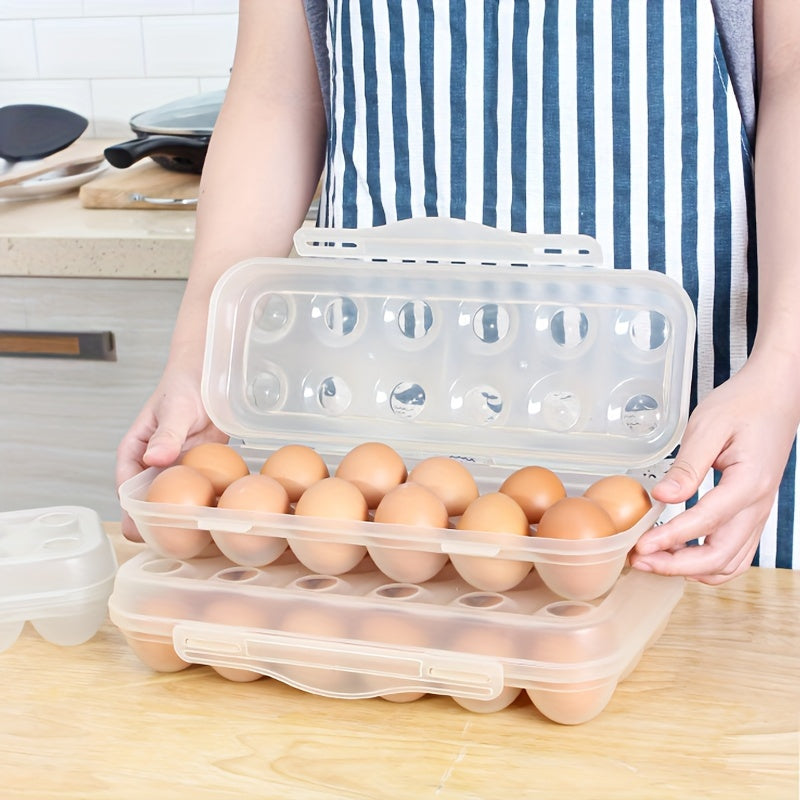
(115, 367, 227, 542)
(629, 362, 799, 583)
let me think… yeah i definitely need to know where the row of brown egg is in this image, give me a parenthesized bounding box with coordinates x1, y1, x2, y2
(123, 588, 623, 724)
(141, 440, 652, 593)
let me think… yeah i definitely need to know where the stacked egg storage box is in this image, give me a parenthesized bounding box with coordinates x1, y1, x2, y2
(110, 218, 694, 724)
(1, 506, 117, 653)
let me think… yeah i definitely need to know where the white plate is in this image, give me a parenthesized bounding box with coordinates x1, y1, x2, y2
(0, 158, 108, 201)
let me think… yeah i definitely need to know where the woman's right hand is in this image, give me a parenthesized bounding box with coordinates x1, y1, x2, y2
(115, 366, 228, 542)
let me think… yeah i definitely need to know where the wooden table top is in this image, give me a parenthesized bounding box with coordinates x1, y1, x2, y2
(2, 524, 798, 800)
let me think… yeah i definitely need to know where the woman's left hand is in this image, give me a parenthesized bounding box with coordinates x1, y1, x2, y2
(629, 360, 799, 584)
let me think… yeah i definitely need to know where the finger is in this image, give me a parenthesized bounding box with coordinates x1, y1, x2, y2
(636, 461, 752, 555)
(631, 542, 724, 577)
(120, 510, 144, 543)
(142, 396, 202, 467)
(143, 427, 186, 467)
(631, 503, 762, 578)
(650, 418, 729, 504)
(689, 553, 754, 585)
(115, 419, 157, 489)
(631, 529, 757, 582)
(634, 496, 712, 556)
(685, 524, 762, 585)
(651, 455, 713, 505)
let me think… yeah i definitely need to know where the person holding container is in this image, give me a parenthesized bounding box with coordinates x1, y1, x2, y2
(117, 1, 800, 580)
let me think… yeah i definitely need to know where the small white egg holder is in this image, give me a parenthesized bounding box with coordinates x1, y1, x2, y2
(108, 547, 684, 724)
(0, 506, 118, 652)
(118, 217, 696, 601)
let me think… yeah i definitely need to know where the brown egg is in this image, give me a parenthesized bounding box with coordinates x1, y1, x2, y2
(368, 483, 450, 583)
(407, 456, 479, 516)
(457, 492, 530, 534)
(335, 441, 407, 508)
(499, 465, 566, 524)
(277, 604, 354, 694)
(522, 611, 617, 724)
(583, 474, 653, 532)
(533, 497, 622, 601)
(452, 493, 533, 592)
(124, 593, 193, 673)
(449, 624, 522, 713)
(294, 476, 370, 520)
(290, 477, 369, 574)
(260, 444, 330, 503)
(144, 465, 216, 559)
(203, 595, 271, 682)
(212, 474, 290, 566)
(358, 613, 429, 702)
(527, 679, 617, 725)
(535, 496, 616, 540)
(180, 442, 250, 496)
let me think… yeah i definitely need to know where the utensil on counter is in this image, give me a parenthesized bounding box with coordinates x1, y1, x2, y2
(0, 155, 107, 201)
(104, 90, 223, 174)
(0, 155, 105, 190)
(0, 104, 88, 162)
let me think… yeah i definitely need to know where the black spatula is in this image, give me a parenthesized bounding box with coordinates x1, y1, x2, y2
(0, 104, 88, 162)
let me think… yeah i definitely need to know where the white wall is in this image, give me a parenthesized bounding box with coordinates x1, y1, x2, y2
(0, 0, 238, 138)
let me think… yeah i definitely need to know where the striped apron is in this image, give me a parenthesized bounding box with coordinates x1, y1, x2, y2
(318, 0, 798, 569)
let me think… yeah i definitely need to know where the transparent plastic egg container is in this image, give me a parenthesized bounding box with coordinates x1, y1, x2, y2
(0, 506, 118, 652)
(118, 218, 695, 602)
(108, 547, 684, 725)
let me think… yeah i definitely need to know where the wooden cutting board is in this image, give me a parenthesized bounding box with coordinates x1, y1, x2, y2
(79, 160, 199, 209)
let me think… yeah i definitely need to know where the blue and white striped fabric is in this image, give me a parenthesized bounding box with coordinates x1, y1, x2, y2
(319, 0, 797, 569)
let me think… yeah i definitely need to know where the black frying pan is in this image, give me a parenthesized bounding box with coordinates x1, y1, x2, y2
(104, 90, 223, 174)
(0, 104, 88, 162)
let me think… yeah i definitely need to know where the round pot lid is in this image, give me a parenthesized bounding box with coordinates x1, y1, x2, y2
(129, 90, 224, 136)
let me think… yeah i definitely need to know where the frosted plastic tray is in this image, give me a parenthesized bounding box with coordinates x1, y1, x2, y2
(0, 506, 118, 652)
(108, 548, 684, 725)
(120, 460, 666, 601)
(118, 218, 695, 601)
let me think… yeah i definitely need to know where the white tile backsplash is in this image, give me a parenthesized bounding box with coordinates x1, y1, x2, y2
(91, 77, 203, 138)
(192, 0, 238, 12)
(0, 20, 37, 81)
(0, 1, 82, 19)
(0, 6, 237, 130)
(198, 76, 230, 93)
(0, 79, 92, 120)
(142, 15, 237, 77)
(83, 1, 194, 16)
(35, 18, 145, 79)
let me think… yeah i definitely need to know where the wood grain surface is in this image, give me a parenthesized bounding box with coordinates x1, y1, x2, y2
(1, 525, 798, 800)
(79, 161, 199, 209)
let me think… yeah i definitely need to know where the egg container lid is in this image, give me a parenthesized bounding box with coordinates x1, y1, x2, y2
(0, 506, 118, 651)
(108, 548, 684, 724)
(202, 217, 696, 473)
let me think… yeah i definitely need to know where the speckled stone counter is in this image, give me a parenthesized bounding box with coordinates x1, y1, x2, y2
(0, 189, 195, 278)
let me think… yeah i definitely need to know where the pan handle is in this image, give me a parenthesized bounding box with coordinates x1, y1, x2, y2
(104, 135, 207, 169)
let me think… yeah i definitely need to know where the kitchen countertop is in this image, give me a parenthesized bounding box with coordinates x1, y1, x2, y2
(2, 524, 798, 800)
(0, 140, 196, 279)
(0, 138, 318, 280)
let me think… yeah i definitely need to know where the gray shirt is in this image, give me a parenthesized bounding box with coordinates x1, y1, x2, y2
(303, 0, 756, 144)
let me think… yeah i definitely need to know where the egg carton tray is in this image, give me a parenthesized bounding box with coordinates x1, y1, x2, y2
(119, 458, 667, 601)
(108, 547, 684, 725)
(120, 218, 694, 601)
(205, 218, 694, 472)
(0, 506, 118, 652)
